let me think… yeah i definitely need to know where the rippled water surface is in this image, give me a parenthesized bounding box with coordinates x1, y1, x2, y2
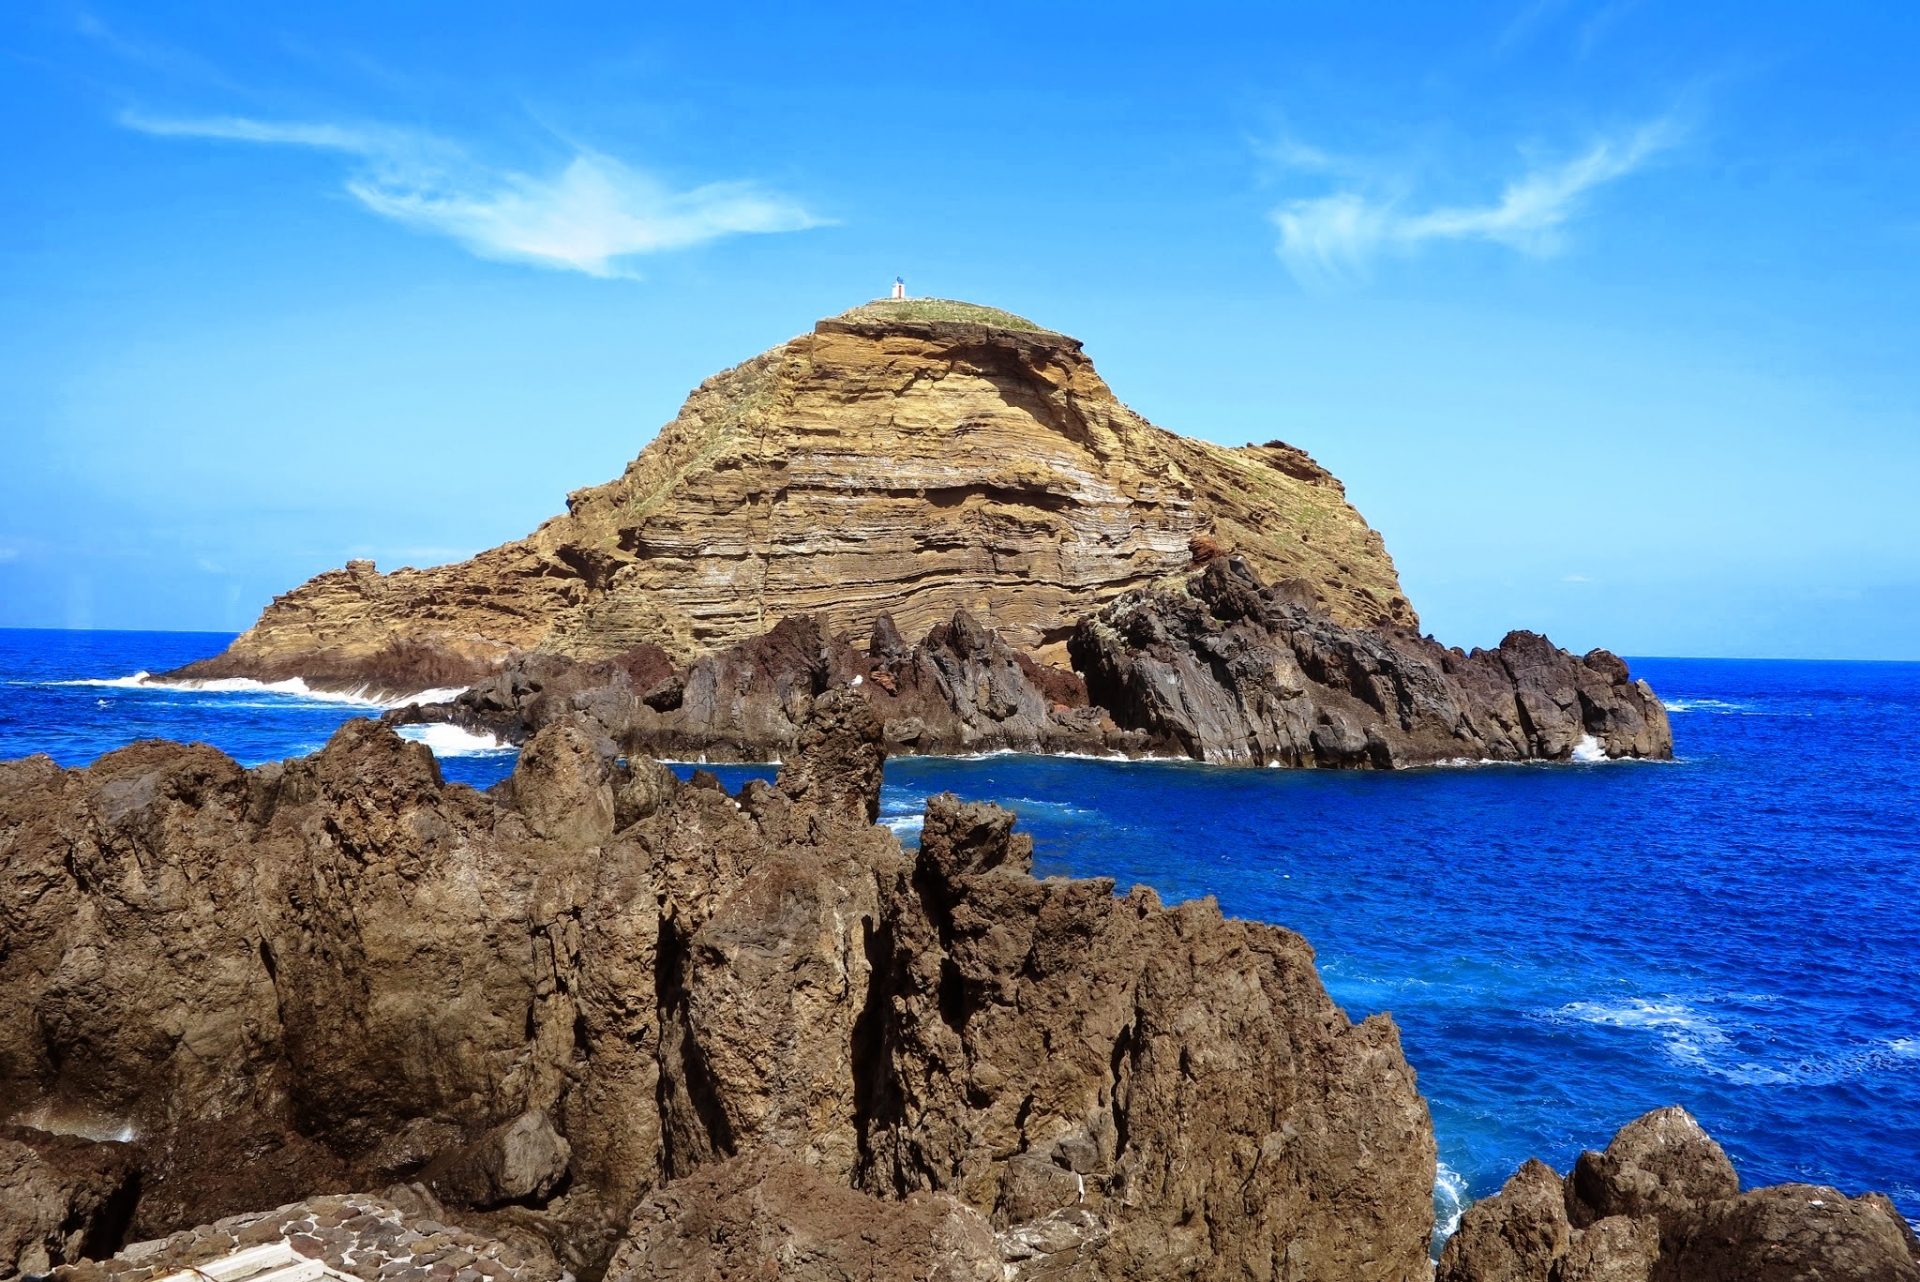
(5, 630, 1916, 1228)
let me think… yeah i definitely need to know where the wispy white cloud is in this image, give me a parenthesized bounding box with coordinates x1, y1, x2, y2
(1271, 120, 1675, 285)
(119, 111, 820, 277)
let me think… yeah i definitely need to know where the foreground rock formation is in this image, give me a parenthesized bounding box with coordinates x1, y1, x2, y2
(1439, 1107, 1920, 1282)
(1, 694, 1438, 1280)
(167, 299, 1413, 696)
(392, 557, 1671, 767)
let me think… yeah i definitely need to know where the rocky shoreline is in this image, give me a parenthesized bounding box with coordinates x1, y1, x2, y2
(385, 559, 1672, 769)
(2, 698, 1908, 1280)
(3, 695, 1436, 1280)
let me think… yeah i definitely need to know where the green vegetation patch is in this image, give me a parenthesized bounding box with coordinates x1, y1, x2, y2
(839, 298, 1049, 333)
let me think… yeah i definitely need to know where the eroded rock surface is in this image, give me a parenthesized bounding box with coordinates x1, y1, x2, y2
(1438, 1108, 1920, 1282)
(398, 609, 1134, 762)
(167, 300, 1413, 696)
(2, 693, 1436, 1279)
(0, 1127, 137, 1279)
(1071, 558, 1672, 765)
(47, 1192, 563, 1282)
(392, 559, 1669, 768)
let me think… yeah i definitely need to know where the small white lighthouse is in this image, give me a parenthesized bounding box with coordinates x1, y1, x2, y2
(891, 276, 906, 300)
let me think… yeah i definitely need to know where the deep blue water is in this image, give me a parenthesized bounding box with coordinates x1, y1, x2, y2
(4, 628, 1916, 1234)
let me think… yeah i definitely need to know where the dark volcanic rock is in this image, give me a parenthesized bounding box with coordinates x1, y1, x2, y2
(859, 792, 1437, 1278)
(393, 610, 1135, 762)
(389, 560, 1672, 770)
(1070, 558, 1673, 766)
(1438, 1108, 1919, 1282)
(2, 694, 1434, 1279)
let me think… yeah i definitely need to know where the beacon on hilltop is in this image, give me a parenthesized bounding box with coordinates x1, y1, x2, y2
(891, 276, 906, 299)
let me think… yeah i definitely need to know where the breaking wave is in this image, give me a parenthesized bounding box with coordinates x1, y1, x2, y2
(395, 723, 512, 757)
(1546, 998, 1920, 1088)
(1432, 1161, 1470, 1255)
(52, 672, 465, 708)
(1570, 734, 1609, 763)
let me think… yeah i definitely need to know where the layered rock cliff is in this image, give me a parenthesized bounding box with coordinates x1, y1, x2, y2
(0, 695, 1438, 1280)
(169, 299, 1413, 696)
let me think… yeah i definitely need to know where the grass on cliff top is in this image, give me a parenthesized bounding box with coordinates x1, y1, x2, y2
(838, 298, 1049, 332)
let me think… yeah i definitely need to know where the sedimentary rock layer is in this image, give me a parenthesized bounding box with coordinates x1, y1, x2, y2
(1438, 1107, 1920, 1282)
(0, 694, 1437, 1279)
(170, 299, 1413, 696)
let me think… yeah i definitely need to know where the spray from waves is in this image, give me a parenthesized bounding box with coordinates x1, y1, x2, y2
(1431, 1161, 1469, 1258)
(1546, 999, 1920, 1088)
(49, 672, 466, 709)
(395, 724, 512, 757)
(1570, 734, 1610, 763)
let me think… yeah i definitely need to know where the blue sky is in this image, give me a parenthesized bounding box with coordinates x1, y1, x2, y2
(3, 2, 1916, 658)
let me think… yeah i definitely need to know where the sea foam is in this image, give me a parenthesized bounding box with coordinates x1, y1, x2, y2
(1432, 1161, 1469, 1253)
(396, 723, 512, 756)
(1570, 734, 1609, 763)
(55, 672, 465, 708)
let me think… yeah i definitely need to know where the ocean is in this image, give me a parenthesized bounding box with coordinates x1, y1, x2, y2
(4, 627, 1915, 1236)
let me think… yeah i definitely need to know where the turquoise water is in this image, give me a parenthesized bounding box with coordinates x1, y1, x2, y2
(4, 630, 1915, 1232)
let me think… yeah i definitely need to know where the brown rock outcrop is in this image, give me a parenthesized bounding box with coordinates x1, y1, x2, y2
(48, 1192, 565, 1282)
(1070, 557, 1672, 765)
(1437, 1107, 1920, 1282)
(606, 1151, 1004, 1282)
(0, 1127, 137, 1278)
(168, 299, 1413, 697)
(2, 695, 1436, 1279)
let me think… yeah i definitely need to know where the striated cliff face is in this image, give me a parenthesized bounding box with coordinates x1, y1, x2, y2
(0, 694, 1438, 1280)
(173, 299, 1413, 695)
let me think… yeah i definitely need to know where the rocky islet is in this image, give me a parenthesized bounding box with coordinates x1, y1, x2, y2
(167, 299, 1670, 769)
